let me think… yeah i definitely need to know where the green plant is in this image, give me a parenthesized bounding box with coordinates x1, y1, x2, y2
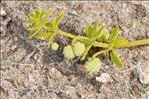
(26, 9, 149, 73)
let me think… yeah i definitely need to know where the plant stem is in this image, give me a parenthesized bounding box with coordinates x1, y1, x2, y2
(92, 48, 112, 60)
(58, 30, 109, 48)
(48, 34, 56, 45)
(28, 29, 41, 39)
(81, 44, 92, 60)
(58, 30, 77, 39)
(123, 39, 149, 48)
(93, 42, 109, 48)
(58, 30, 92, 43)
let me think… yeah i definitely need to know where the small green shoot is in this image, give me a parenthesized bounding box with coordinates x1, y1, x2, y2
(26, 9, 149, 73)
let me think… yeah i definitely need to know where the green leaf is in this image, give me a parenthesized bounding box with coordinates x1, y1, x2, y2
(52, 17, 57, 32)
(44, 22, 54, 31)
(113, 38, 129, 48)
(110, 49, 124, 67)
(36, 9, 44, 19)
(43, 9, 51, 22)
(30, 11, 36, 17)
(85, 21, 100, 39)
(108, 25, 119, 42)
(28, 29, 40, 39)
(48, 34, 55, 45)
(97, 26, 110, 42)
(27, 26, 39, 31)
(92, 26, 106, 40)
(91, 21, 98, 38)
(35, 32, 53, 39)
(102, 27, 110, 42)
(85, 25, 91, 38)
(56, 10, 64, 27)
(29, 16, 37, 23)
(25, 21, 34, 25)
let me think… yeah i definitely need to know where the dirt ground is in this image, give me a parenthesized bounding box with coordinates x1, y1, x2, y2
(1, 1, 149, 99)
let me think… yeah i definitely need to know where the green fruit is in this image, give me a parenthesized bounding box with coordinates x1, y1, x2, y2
(51, 42, 59, 51)
(63, 45, 75, 59)
(84, 58, 101, 73)
(73, 42, 86, 57)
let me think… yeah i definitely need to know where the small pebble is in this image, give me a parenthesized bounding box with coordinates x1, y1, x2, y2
(133, 68, 149, 84)
(139, 72, 149, 84)
(48, 67, 63, 80)
(76, 64, 86, 73)
(10, 45, 17, 51)
(0, 8, 7, 17)
(96, 73, 113, 83)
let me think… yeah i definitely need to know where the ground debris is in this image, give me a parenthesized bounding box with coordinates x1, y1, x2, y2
(96, 73, 113, 83)
(133, 68, 149, 84)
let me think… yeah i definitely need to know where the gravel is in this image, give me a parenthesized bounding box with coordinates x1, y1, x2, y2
(1, 1, 149, 99)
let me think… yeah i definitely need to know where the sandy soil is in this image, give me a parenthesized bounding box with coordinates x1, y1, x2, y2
(1, 1, 149, 99)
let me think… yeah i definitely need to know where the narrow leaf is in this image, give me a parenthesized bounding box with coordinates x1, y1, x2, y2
(48, 34, 55, 45)
(108, 25, 119, 42)
(56, 10, 64, 26)
(113, 38, 129, 48)
(43, 9, 51, 22)
(27, 26, 39, 31)
(44, 22, 54, 31)
(85, 25, 91, 38)
(25, 21, 34, 25)
(28, 29, 40, 39)
(52, 17, 57, 32)
(36, 9, 44, 19)
(110, 49, 124, 67)
(29, 16, 37, 23)
(92, 21, 98, 38)
(92, 26, 105, 40)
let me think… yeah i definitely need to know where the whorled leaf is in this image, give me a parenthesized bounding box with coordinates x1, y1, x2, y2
(43, 9, 51, 22)
(28, 29, 40, 39)
(36, 9, 44, 19)
(52, 17, 57, 32)
(92, 26, 106, 40)
(97, 26, 110, 42)
(26, 9, 44, 25)
(108, 25, 119, 43)
(44, 22, 54, 31)
(85, 21, 99, 39)
(56, 10, 64, 27)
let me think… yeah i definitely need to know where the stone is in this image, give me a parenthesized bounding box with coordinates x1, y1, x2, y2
(133, 68, 149, 84)
(96, 73, 113, 83)
(0, 8, 7, 17)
